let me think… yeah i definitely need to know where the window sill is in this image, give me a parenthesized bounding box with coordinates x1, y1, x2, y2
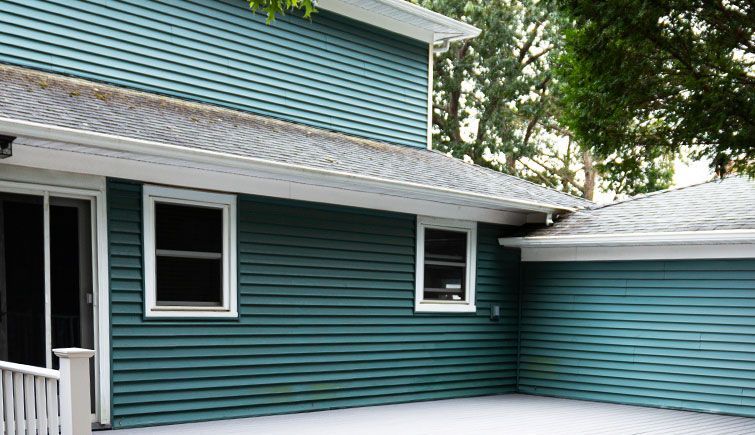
(144, 307, 239, 319)
(414, 302, 477, 313)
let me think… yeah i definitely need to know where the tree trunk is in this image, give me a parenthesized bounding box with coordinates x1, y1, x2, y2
(506, 154, 517, 173)
(582, 150, 596, 201)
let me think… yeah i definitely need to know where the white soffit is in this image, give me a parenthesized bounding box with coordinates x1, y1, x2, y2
(5, 139, 530, 226)
(317, 0, 480, 43)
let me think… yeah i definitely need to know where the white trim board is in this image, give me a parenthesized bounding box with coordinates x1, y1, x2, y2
(0, 175, 111, 426)
(4, 140, 537, 226)
(516, 244, 755, 262)
(0, 118, 574, 214)
(499, 229, 755, 261)
(499, 229, 755, 247)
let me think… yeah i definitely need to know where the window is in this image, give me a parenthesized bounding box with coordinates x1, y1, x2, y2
(415, 216, 477, 313)
(143, 186, 237, 318)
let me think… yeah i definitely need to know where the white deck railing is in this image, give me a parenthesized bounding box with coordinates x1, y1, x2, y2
(0, 348, 94, 435)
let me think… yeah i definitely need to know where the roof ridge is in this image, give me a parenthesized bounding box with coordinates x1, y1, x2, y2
(427, 149, 594, 207)
(592, 176, 725, 210)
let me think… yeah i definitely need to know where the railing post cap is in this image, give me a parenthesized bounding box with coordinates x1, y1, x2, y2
(53, 348, 96, 359)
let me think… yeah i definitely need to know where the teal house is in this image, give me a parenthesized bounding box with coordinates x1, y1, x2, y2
(0, 0, 753, 431)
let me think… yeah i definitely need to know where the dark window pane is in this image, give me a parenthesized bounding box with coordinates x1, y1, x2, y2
(155, 203, 222, 253)
(424, 264, 465, 301)
(425, 228, 466, 262)
(156, 257, 222, 306)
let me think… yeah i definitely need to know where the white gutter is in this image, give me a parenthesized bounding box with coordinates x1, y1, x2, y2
(0, 117, 576, 213)
(499, 229, 755, 247)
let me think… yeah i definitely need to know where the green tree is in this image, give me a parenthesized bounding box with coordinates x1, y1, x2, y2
(558, 0, 755, 178)
(419, 0, 675, 199)
(247, 0, 682, 198)
(247, 0, 316, 23)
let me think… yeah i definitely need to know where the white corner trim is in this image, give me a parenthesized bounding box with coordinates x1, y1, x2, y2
(415, 216, 477, 313)
(0, 117, 574, 214)
(499, 229, 755, 248)
(142, 185, 238, 318)
(518, 243, 755, 262)
(427, 43, 434, 150)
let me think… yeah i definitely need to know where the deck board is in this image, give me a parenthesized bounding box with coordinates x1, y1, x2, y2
(111, 394, 755, 434)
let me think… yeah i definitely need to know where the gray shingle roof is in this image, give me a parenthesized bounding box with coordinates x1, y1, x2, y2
(528, 176, 755, 237)
(0, 64, 590, 210)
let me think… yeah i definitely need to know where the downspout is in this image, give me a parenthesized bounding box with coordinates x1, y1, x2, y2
(433, 38, 452, 54)
(515, 250, 524, 392)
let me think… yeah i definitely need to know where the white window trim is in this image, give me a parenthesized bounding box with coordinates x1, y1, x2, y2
(143, 185, 237, 318)
(0, 172, 111, 425)
(415, 216, 477, 313)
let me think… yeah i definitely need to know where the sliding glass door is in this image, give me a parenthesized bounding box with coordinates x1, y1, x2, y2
(0, 190, 96, 410)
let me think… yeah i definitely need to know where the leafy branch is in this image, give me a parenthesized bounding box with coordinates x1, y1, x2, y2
(247, 0, 317, 23)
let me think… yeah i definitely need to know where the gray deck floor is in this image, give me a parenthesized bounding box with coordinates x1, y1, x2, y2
(113, 394, 755, 434)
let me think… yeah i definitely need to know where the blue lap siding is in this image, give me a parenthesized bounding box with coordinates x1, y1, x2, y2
(0, 0, 429, 148)
(519, 260, 755, 417)
(107, 179, 519, 428)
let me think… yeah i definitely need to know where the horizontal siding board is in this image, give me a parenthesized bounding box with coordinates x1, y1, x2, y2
(0, 0, 429, 147)
(520, 259, 755, 418)
(112, 355, 514, 381)
(4, 0, 429, 96)
(108, 180, 518, 428)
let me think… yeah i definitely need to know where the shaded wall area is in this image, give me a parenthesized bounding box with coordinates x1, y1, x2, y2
(519, 260, 755, 417)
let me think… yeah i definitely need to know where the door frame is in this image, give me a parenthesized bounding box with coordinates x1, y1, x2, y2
(0, 177, 110, 425)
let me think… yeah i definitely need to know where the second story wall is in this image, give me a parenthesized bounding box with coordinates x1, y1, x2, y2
(0, 0, 430, 148)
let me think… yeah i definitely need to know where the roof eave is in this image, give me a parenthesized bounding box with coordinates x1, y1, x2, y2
(317, 0, 480, 44)
(0, 117, 574, 215)
(499, 229, 755, 248)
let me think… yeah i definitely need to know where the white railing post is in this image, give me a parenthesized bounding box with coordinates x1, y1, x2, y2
(54, 348, 95, 435)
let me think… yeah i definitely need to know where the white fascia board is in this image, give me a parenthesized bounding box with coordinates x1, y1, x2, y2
(518, 244, 755, 262)
(317, 0, 480, 43)
(499, 229, 755, 248)
(0, 117, 574, 214)
(500, 230, 755, 261)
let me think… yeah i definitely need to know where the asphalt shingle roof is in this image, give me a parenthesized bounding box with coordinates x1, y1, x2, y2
(0, 64, 590, 210)
(528, 176, 755, 237)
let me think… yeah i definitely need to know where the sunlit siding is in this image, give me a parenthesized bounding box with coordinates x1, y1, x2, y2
(107, 179, 518, 428)
(519, 260, 755, 417)
(0, 0, 429, 147)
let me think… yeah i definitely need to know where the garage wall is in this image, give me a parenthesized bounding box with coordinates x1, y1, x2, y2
(519, 259, 755, 417)
(107, 179, 520, 428)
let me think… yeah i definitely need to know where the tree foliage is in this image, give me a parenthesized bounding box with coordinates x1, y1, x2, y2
(558, 0, 755, 178)
(418, 0, 675, 199)
(247, 0, 316, 23)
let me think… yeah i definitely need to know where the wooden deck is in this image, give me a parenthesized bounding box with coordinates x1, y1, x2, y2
(113, 394, 755, 434)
